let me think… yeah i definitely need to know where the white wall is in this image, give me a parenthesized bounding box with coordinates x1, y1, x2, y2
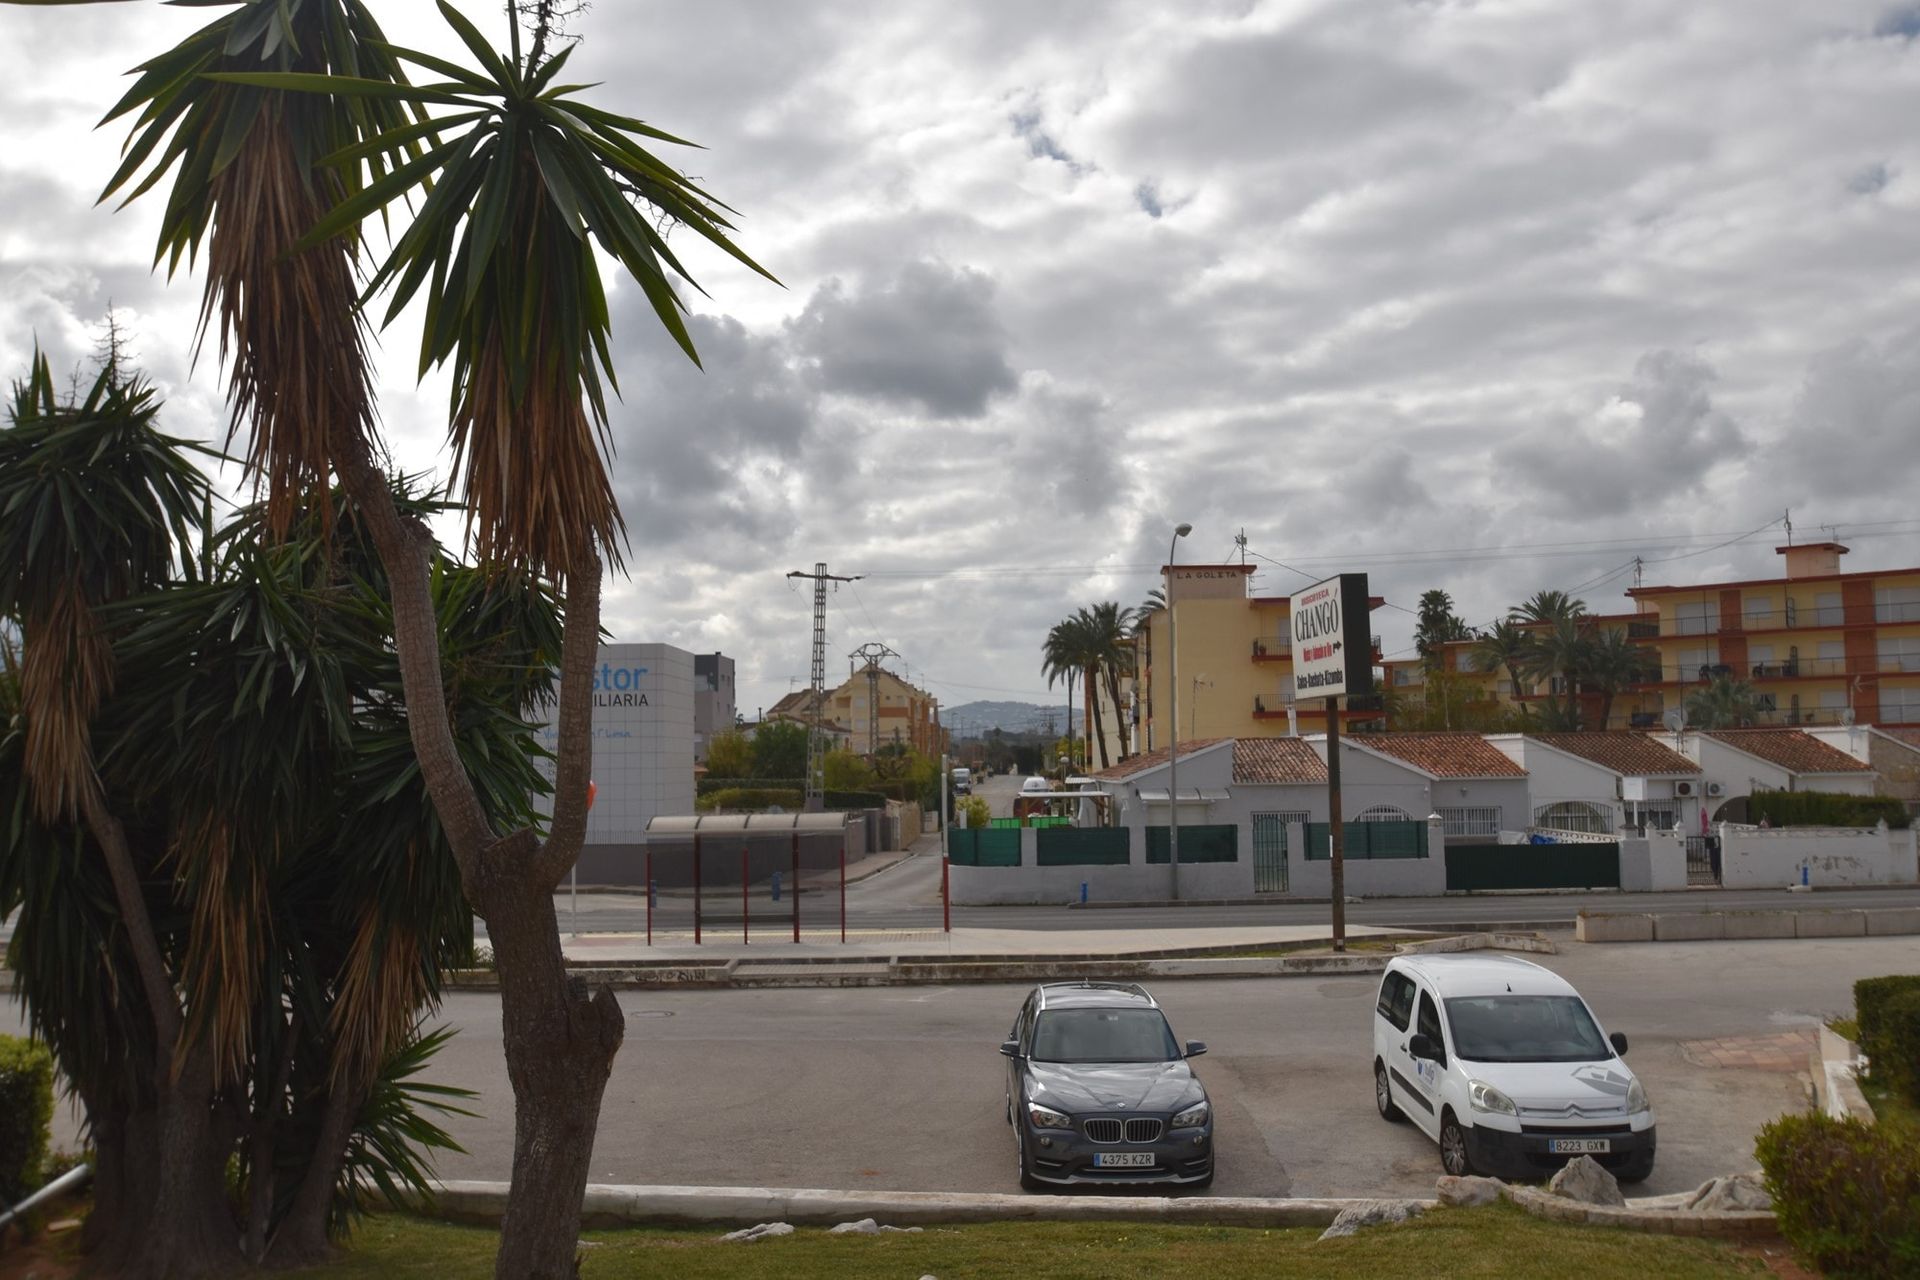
(949, 824, 1253, 905)
(1488, 736, 1625, 831)
(1717, 824, 1918, 887)
(1283, 818, 1447, 897)
(1618, 832, 1689, 891)
(1306, 737, 1442, 821)
(535, 642, 697, 842)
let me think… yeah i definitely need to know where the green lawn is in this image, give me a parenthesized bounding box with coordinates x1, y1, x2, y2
(293, 1203, 1763, 1279)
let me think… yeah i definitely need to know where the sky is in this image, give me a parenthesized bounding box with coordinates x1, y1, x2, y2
(5, 0, 1920, 723)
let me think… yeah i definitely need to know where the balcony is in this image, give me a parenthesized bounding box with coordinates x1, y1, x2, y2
(1251, 639, 1287, 662)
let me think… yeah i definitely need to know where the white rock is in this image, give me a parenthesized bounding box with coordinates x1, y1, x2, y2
(882, 1225, 925, 1233)
(829, 1219, 880, 1235)
(1316, 1199, 1424, 1241)
(720, 1222, 795, 1243)
(1683, 1171, 1771, 1213)
(1548, 1156, 1625, 1208)
(1435, 1174, 1504, 1207)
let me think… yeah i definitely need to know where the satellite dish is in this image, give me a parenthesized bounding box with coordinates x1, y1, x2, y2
(1842, 709, 1856, 727)
(1663, 710, 1686, 733)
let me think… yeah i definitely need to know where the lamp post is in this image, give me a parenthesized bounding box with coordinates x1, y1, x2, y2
(1166, 522, 1192, 901)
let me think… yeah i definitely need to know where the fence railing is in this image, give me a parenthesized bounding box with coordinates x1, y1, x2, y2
(1036, 827, 1131, 866)
(1146, 824, 1238, 864)
(1303, 820, 1428, 860)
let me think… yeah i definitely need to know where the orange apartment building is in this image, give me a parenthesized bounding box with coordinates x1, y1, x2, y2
(1132, 564, 1385, 753)
(1624, 542, 1920, 729)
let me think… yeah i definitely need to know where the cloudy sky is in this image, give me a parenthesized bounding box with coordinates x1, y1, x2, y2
(6, 0, 1920, 721)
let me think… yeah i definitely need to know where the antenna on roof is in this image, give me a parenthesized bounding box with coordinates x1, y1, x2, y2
(1783, 508, 1792, 545)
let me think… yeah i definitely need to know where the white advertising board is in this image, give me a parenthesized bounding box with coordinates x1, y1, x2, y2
(1288, 573, 1374, 701)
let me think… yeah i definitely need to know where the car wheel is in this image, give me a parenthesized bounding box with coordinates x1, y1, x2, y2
(1615, 1152, 1655, 1184)
(1015, 1129, 1044, 1192)
(1374, 1060, 1405, 1123)
(1439, 1112, 1475, 1177)
(1191, 1163, 1215, 1191)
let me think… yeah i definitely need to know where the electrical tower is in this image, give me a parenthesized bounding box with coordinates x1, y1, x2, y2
(848, 641, 902, 755)
(786, 563, 860, 809)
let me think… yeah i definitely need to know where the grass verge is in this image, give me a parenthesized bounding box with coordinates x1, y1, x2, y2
(286, 1202, 1764, 1279)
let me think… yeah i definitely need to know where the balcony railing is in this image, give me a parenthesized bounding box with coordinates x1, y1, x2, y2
(1640, 657, 1920, 682)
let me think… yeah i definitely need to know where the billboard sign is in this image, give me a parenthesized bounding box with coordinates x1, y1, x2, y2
(1288, 573, 1373, 701)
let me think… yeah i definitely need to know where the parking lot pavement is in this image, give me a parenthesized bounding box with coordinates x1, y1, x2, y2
(411, 936, 1909, 1199)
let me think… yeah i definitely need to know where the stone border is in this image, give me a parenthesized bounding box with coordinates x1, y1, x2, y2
(1502, 1185, 1777, 1239)
(411, 1180, 1429, 1230)
(1576, 907, 1920, 944)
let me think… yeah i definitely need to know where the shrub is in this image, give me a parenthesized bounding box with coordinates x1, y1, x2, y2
(695, 787, 804, 813)
(958, 795, 991, 829)
(1871, 987, 1920, 1106)
(1756, 1111, 1920, 1277)
(0, 1034, 54, 1206)
(1749, 790, 1911, 830)
(824, 789, 887, 811)
(1856, 976, 1920, 1080)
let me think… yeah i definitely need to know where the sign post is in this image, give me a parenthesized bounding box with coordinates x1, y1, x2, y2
(1288, 573, 1373, 954)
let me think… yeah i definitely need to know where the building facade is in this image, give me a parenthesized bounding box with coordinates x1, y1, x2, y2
(534, 641, 696, 848)
(827, 662, 944, 756)
(1626, 542, 1920, 729)
(692, 652, 736, 765)
(1133, 564, 1384, 751)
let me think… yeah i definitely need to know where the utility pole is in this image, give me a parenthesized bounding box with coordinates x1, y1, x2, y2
(786, 563, 861, 809)
(849, 641, 902, 756)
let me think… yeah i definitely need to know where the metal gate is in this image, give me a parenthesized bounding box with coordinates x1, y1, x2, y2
(1252, 811, 1305, 893)
(1684, 836, 1719, 886)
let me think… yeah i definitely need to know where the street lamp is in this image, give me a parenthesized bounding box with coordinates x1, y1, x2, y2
(1166, 522, 1192, 901)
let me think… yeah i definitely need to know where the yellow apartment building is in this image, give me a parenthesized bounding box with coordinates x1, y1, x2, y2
(1132, 564, 1384, 752)
(1382, 612, 1664, 731)
(1625, 542, 1920, 729)
(827, 662, 946, 756)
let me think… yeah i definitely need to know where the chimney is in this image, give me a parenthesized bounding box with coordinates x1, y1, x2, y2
(1776, 542, 1847, 580)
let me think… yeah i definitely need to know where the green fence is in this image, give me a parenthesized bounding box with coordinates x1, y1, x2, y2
(949, 828, 1022, 867)
(1146, 825, 1238, 864)
(988, 816, 1072, 830)
(1444, 842, 1620, 891)
(1303, 821, 1428, 861)
(1036, 827, 1131, 867)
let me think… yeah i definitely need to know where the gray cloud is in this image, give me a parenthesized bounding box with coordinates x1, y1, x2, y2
(787, 261, 1018, 419)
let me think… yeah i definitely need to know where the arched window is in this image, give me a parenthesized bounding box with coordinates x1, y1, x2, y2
(1532, 801, 1612, 834)
(1355, 804, 1412, 823)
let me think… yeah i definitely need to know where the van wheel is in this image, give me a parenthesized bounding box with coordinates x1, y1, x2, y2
(1439, 1112, 1475, 1177)
(1375, 1060, 1405, 1123)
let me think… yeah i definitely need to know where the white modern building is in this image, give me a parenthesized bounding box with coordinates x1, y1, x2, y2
(534, 643, 696, 868)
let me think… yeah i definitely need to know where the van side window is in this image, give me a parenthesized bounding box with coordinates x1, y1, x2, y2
(1376, 972, 1415, 1030)
(1415, 991, 1447, 1068)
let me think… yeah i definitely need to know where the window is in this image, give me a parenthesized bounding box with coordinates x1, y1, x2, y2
(1876, 586, 1920, 625)
(1879, 635, 1920, 673)
(1030, 1009, 1180, 1064)
(1356, 804, 1413, 823)
(1637, 806, 1676, 832)
(1820, 689, 1847, 711)
(1415, 992, 1447, 1067)
(1437, 806, 1502, 837)
(1749, 644, 1774, 664)
(1881, 684, 1920, 722)
(1532, 800, 1613, 833)
(1456, 650, 1475, 672)
(1743, 594, 1774, 627)
(1443, 996, 1611, 1064)
(1377, 972, 1416, 1031)
(1674, 601, 1718, 636)
(1677, 646, 1719, 679)
(1815, 592, 1844, 626)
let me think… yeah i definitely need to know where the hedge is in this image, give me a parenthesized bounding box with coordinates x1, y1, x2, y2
(695, 787, 804, 812)
(1863, 985, 1920, 1106)
(824, 790, 888, 810)
(1756, 1111, 1920, 1278)
(1749, 790, 1912, 831)
(1856, 975, 1920, 1098)
(0, 1034, 53, 1206)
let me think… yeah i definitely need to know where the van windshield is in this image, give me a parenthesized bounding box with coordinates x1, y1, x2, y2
(1443, 995, 1611, 1064)
(1030, 1009, 1180, 1064)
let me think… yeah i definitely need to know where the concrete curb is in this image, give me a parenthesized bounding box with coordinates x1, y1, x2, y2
(411, 1180, 1429, 1230)
(1502, 1185, 1778, 1239)
(443, 932, 1556, 991)
(1576, 906, 1920, 944)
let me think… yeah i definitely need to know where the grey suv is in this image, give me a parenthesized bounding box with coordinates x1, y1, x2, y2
(1000, 982, 1214, 1190)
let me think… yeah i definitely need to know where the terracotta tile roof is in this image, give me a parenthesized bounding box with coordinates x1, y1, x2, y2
(1528, 732, 1700, 776)
(1351, 732, 1527, 779)
(1705, 730, 1873, 774)
(1233, 737, 1328, 785)
(1090, 739, 1229, 780)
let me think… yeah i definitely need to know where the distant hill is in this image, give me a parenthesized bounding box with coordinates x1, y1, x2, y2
(941, 700, 1069, 739)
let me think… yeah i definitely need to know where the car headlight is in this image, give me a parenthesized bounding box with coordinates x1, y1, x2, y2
(1026, 1103, 1074, 1130)
(1468, 1080, 1517, 1116)
(1627, 1077, 1649, 1115)
(1170, 1102, 1210, 1129)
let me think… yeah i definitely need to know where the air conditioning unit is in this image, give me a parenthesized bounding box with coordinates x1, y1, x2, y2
(1674, 781, 1696, 798)
(1706, 781, 1725, 797)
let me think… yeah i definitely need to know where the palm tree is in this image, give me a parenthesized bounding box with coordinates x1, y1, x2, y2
(1511, 589, 1587, 626)
(1472, 620, 1532, 700)
(73, 2, 774, 1273)
(1085, 601, 1138, 760)
(1524, 615, 1595, 728)
(1041, 616, 1086, 765)
(1685, 675, 1763, 729)
(1414, 588, 1472, 671)
(1583, 629, 1661, 730)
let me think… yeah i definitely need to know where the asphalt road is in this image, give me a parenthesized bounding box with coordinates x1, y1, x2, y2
(401, 936, 1905, 1199)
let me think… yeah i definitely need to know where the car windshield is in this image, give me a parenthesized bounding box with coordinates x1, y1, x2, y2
(1443, 995, 1612, 1064)
(1030, 1009, 1180, 1063)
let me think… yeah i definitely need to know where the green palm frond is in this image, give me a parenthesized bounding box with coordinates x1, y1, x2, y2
(209, 0, 778, 578)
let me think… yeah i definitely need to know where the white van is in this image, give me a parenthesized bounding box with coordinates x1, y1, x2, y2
(1371, 954, 1655, 1182)
(951, 767, 972, 796)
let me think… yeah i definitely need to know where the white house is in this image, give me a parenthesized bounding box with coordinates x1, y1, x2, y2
(1336, 733, 1532, 841)
(1682, 729, 1877, 817)
(1486, 732, 1702, 834)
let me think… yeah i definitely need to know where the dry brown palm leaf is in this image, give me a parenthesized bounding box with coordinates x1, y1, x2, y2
(20, 588, 115, 822)
(328, 907, 426, 1091)
(175, 815, 269, 1087)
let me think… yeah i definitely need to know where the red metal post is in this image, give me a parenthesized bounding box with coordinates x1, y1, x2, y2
(791, 832, 801, 944)
(943, 856, 951, 933)
(646, 846, 653, 947)
(693, 833, 702, 946)
(839, 840, 847, 945)
(742, 845, 750, 946)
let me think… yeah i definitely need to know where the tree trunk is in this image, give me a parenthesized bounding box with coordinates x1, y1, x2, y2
(480, 866, 624, 1280)
(1103, 667, 1129, 758)
(265, 1077, 367, 1268)
(1086, 663, 1109, 770)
